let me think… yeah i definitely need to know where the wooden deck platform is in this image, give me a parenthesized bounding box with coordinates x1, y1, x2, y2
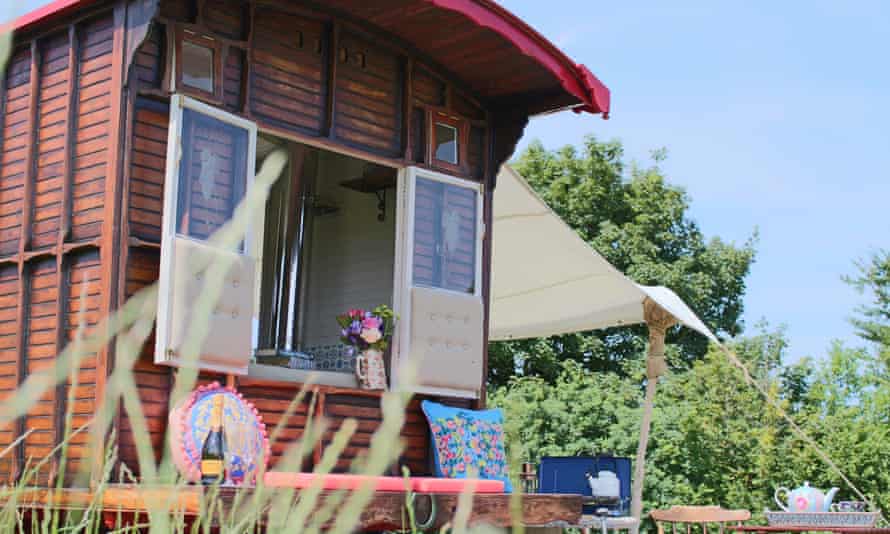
(10, 485, 584, 530)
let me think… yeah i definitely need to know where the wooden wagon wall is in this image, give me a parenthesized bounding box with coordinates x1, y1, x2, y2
(0, 6, 125, 484)
(114, 0, 488, 478)
(0, 0, 509, 485)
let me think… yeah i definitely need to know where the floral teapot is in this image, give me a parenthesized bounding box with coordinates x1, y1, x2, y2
(774, 482, 839, 513)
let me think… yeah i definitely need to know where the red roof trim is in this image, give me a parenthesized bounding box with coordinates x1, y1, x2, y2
(4, 0, 85, 34)
(7, 0, 610, 117)
(428, 0, 610, 117)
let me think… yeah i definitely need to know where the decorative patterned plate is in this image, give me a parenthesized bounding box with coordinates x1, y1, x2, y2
(169, 382, 269, 484)
(765, 511, 879, 527)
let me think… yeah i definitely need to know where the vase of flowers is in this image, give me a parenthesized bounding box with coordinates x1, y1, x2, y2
(336, 305, 395, 390)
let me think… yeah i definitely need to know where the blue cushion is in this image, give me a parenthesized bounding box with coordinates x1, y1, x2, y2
(420, 400, 512, 492)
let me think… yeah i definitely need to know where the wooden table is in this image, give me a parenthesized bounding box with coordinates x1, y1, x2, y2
(8, 485, 584, 530)
(729, 525, 890, 534)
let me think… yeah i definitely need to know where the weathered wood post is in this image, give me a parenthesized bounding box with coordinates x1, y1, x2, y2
(630, 298, 677, 520)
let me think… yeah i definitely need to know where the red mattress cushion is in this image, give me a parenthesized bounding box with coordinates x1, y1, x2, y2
(263, 472, 409, 491)
(263, 472, 505, 494)
(411, 477, 505, 494)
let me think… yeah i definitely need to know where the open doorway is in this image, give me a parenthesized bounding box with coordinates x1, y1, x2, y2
(253, 134, 397, 379)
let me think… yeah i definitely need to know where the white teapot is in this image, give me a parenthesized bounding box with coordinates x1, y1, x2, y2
(774, 482, 839, 513)
(586, 470, 621, 499)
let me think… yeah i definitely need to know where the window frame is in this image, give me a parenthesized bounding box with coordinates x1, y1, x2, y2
(427, 110, 468, 175)
(391, 166, 485, 398)
(175, 28, 225, 105)
(156, 94, 260, 373)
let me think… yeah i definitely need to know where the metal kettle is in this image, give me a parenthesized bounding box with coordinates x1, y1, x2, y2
(586, 470, 621, 500)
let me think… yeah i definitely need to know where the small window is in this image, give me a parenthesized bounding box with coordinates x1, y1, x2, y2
(434, 122, 459, 165)
(428, 112, 466, 174)
(181, 40, 215, 94)
(176, 30, 222, 103)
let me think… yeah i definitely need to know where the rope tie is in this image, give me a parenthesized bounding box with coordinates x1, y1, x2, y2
(644, 299, 675, 379)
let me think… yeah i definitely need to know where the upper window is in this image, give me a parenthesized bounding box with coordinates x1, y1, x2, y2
(429, 112, 466, 173)
(181, 40, 215, 94)
(176, 30, 223, 103)
(433, 123, 458, 165)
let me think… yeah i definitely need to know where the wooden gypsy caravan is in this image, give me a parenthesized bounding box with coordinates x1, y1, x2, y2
(0, 0, 610, 527)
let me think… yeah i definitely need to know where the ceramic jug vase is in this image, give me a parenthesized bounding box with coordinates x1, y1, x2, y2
(356, 348, 387, 390)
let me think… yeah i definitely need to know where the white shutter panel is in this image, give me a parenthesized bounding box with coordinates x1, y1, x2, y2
(393, 167, 485, 398)
(155, 95, 260, 374)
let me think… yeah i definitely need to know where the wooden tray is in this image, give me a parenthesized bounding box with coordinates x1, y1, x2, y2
(765, 511, 879, 528)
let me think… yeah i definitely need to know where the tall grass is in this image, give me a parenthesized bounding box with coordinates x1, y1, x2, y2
(0, 30, 524, 531)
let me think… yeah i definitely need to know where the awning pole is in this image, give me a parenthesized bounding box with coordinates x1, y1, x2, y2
(630, 299, 676, 520)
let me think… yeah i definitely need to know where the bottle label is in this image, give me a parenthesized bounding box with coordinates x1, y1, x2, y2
(201, 459, 223, 475)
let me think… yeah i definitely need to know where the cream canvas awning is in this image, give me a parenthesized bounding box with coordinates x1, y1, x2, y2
(490, 165, 715, 342)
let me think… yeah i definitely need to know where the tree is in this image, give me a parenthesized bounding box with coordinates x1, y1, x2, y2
(845, 249, 890, 355)
(489, 137, 757, 386)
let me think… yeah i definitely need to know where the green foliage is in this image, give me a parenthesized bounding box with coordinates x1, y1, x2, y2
(845, 249, 890, 358)
(489, 137, 756, 386)
(493, 325, 890, 517)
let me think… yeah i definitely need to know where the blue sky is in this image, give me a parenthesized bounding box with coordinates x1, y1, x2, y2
(498, 0, 890, 361)
(11, 1, 890, 361)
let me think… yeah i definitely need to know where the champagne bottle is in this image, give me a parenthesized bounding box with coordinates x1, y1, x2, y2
(201, 394, 226, 485)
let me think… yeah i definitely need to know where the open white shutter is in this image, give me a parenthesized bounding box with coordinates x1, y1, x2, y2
(155, 95, 260, 374)
(393, 167, 485, 398)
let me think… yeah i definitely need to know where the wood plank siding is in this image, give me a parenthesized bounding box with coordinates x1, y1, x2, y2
(0, 7, 121, 484)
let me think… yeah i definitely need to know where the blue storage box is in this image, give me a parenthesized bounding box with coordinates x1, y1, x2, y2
(536, 455, 632, 515)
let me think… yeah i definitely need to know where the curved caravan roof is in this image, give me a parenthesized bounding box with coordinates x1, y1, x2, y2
(8, 0, 610, 118)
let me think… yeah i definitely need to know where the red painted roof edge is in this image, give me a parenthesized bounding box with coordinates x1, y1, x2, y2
(7, 0, 610, 118)
(3, 0, 84, 34)
(428, 0, 610, 118)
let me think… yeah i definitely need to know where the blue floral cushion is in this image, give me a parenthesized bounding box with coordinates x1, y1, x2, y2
(420, 400, 512, 492)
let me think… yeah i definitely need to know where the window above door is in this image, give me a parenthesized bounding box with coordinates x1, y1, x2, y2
(175, 29, 225, 105)
(427, 111, 469, 176)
